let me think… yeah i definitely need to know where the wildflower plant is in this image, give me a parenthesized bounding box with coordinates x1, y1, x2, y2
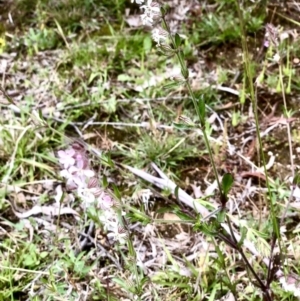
(134, 0, 223, 192)
(57, 141, 127, 244)
(130, 0, 299, 300)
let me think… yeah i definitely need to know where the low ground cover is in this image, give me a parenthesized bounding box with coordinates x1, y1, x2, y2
(1, 0, 300, 300)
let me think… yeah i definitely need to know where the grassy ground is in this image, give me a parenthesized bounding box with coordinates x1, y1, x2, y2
(1, 0, 300, 300)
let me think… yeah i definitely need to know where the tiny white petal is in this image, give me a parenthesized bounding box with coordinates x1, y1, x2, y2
(273, 53, 280, 62)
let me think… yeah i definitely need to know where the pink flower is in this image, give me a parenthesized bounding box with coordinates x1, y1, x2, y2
(57, 149, 75, 169)
(57, 145, 124, 237)
(75, 153, 89, 169)
(60, 166, 95, 190)
(60, 168, 81, 190)
(69, 166, 94, 178)
(99, 193, 114, 209)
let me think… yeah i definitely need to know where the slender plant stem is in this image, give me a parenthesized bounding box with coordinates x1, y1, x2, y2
(235, 0, 281, 244)
(278, 62, 295, 222)
(161, 17, 222, 194)
(226, 216, 270, 297)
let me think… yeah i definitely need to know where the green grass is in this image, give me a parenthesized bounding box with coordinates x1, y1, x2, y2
(1, 0, 300, 300)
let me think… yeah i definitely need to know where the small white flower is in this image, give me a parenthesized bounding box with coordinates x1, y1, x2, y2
(140, 10, 155, 26)
(107, 222, 128, 244)
(273, 53, 280, 62)
(132, 189, 153, 211)
(106, 219, 119, 232)
(69, 165, 94, 178)
(280, 225, 286, 234)
(98, 210, 116, 231)
(78, 186, 97, 206)
(54, 185, 64, 205)
(60, 168, 71, 179)
(60, 168, 79, 186)
(131, 0, 144, 4)
(279, 31, 289, 42)
(140, 0, 160, 26)
(68, 166, 95, 185)
(152, 27, 168, 45)
(141, 189, 153, 211)
(293, 185, 300, 201)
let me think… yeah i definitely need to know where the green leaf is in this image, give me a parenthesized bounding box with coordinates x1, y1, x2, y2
(195, 220, 218, 236)
(143, 36, 152, 53)
(160, 6, 166, 16)
(292, 174, 300, 186)
(112, 183, 121, 200)
(127, 207, 151, 224)
(106, 156, 115, 167)
(198, 96, 206, 122)
(102, 175, 108, 188)
(217, 209, 226, 223)
(173, 122, 194, 130)
(117, 74, 132, 82)
(173, 211, 193, 221)
(112, 277, 129, 290)
(181, 66, 189, 79)
(38, 108, 44, 120)
(214, 241, 225, 264)
(174, 33, 181, 48)
(221, 173, 234, 196)
(238, 226, 247, 248)
(162, 81, 183, 90)
(232, 111, 240, 127)
(174, 185, 179, 201)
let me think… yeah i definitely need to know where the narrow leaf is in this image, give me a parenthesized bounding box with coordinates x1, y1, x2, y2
(174, 185, 179, 201)
(173, 122, 194, 130)
(292, 174, 300, 186)
(198, 97, 206, 122)
(217, 209, 226, 223)
(238, 226, 247, 248)
(221, 173, 234, 196)
(162, 81, 183, 90)
(174, 33, 181, 47)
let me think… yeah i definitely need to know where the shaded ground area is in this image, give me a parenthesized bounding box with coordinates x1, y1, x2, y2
(1, 0, 300, 300)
